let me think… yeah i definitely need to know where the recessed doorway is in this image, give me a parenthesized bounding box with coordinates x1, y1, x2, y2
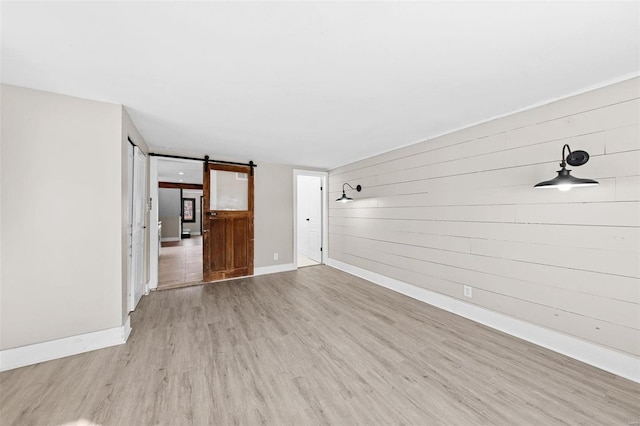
(156, 158, 204, 290)
(294, 170, 328, 268)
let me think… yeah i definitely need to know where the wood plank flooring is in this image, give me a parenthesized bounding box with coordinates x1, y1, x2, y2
(1, 266, 639, 425)
(158, 236, 203, 289)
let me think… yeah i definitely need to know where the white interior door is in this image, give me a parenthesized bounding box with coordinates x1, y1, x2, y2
(127, 145, 134, 309)
(148, 156, 159, 290)
(297, 179, 309, 257)
(130, 146, 147, 311)
(297, 175, 322, 263)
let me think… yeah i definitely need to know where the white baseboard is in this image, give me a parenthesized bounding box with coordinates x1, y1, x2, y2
(122, 316, 132, 341)
(161, 237, 180, 242)
(327, 258, 640, 384)
(0, 317, 132, 372)
(254, 263, 296, 276)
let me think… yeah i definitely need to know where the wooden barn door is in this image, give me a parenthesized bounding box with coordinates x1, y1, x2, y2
(203, 163, 254, 281)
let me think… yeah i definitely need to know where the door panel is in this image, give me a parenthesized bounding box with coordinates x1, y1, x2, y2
(297, 175, 322, 263)
(297, 178, 309, 257)
(203, 163, 254, 281)
(232, 218, 250, 270)
(127, 145, 134, 309)
(208, 217, 228, 276)
(307, 177, 322, 263)
(131, 146, 146, 310)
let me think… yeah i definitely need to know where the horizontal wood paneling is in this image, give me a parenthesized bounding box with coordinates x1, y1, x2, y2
(329, 146, 637, 193)
(606, 124, 639, 154)
(504, 99, 639, 149)
(331, 202, 640, 227)
(329, 77, 640, 357)
(331, 224, 639, 301)
(330, 225, 638, 277)
(330, 219, 640, 252)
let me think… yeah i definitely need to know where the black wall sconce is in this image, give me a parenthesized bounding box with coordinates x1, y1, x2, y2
(336, 183, 362, 202)
(534, 144, 599, 191)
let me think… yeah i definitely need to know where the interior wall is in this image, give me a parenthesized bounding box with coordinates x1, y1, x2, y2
(328, 77, 639, 360)
(159, 217, 181, 240)
(253, 162, 295, 267)
(159, 188, 181, 216)
(158, 188, 181, 239)
(1, 84, 124, 349)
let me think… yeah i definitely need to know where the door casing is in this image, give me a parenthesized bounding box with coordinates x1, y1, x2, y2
(293, 169, 329, 267)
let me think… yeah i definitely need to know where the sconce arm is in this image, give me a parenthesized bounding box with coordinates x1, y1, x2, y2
(343, 183, 362, 192)
(560, 144, 572, 168)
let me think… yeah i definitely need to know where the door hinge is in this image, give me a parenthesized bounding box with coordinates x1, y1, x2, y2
(320, 247, 323, 252)
(320, 186, 323, 191)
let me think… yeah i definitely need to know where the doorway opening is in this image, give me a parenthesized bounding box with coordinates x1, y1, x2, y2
(150, 156, 256, 289)
(294, 170, 328, 268)
(156, 159, 204, 290)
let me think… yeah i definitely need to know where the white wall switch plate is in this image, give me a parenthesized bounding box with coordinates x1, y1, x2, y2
(463, 285, 473, 298)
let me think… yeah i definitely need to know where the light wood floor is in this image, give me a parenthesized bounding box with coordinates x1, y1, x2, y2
(1, 266, 639, 425)
(158, 236, 203, 289)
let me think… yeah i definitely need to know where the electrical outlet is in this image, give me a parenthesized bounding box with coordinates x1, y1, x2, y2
(463, 285, 473, 298)
(273, 253, 279, 260)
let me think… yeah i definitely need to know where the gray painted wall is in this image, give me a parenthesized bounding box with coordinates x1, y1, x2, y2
(328, 77, 639, 359)
(159, 188, 181, 217)
(159, 188, 181, 239)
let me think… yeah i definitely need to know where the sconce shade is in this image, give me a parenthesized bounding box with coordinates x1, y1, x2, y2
(336, 183, 362, 202)
(534, 166, 599, 191)
(534, 144, 598, 191)
(336, 192, 353, 203)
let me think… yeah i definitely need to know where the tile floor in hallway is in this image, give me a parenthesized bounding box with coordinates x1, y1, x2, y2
(158, 235, 203, 289)
(297, 252, 320, 268)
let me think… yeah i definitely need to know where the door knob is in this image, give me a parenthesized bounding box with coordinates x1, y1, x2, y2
(306, 218, 310, 221)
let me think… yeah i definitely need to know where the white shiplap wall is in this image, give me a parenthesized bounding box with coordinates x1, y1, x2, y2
(328, 77, 640, 362)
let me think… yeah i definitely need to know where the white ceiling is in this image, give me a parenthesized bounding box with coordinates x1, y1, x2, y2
(2, 2, 638, 169)
(157, 158, 203, 185)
